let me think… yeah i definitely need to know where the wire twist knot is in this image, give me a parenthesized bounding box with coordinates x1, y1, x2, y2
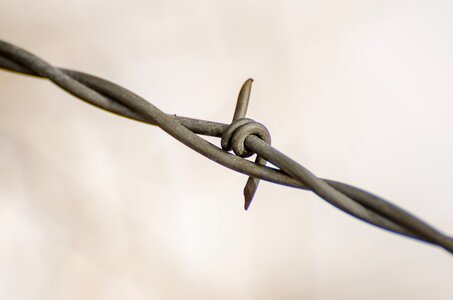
(221, 118, 271, 158)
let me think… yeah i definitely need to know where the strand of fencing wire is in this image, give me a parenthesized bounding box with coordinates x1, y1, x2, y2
(0, 39, 451, 253)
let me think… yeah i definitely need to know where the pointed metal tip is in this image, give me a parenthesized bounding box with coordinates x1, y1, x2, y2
(244, 192, 253, 211)
(243, 177, 259, 210)
(238, 79, 253, 100)
(233, 79, 254, 121)
(243, 156, 268, 210)
(241, 78, 253, 91)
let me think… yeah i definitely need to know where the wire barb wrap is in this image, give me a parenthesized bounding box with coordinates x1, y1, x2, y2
(221, 118, 271, 158)
(0, 39, 452, 254)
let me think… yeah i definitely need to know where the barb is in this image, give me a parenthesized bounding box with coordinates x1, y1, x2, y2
(0, 40, 452, 254)
(226, 78, 270, 210)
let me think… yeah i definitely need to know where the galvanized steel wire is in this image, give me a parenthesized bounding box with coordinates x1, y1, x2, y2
(0, 40, 452, 254)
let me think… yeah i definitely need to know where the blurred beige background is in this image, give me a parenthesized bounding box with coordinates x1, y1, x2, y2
(0, 0, 452, 299)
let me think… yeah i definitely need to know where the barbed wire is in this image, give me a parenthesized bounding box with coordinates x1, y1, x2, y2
(0, 40, 452, 254)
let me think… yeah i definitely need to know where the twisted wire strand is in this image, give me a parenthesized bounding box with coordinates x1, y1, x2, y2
(0, 40, 452, 253)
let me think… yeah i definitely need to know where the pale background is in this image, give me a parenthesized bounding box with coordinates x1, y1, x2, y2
(0, 0, 452, 299)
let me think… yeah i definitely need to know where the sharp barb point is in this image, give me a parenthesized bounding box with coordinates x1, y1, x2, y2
(242, 156, 267, 210)
(233, 79, 254, 121)
(244, 177, 259, 210)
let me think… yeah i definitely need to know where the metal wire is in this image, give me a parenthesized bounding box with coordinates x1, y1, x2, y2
(0, 39, 452, 254)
